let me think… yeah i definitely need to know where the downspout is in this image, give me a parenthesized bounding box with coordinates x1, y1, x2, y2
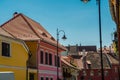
(37, 40, 40, 80)
(26, 51, 32, 80)
(26, 60, 29, 80)
(20, 40, 31, 80)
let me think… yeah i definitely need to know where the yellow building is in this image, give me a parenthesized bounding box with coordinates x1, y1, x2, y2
(0, 28, 29, 80)
(1, 12, 66, 80)
(109, 0, 120, 55)
(109, 0, 120, 24)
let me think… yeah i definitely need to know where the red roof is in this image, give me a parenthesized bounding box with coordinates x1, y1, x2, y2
(0, 28, 14, 38)
(61, 56, 79, 70)
(1, 13, 66, 50)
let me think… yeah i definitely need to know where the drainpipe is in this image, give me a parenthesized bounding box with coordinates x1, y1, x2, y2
(26, 51, 32, 80)
(20, 40, 31, 80)
(37, 40, 40, 80)
(26, 60, 28, 80)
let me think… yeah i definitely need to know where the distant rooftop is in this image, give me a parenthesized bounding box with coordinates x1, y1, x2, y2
(66, 45, 97, 56)
(79, 46, 97, 52)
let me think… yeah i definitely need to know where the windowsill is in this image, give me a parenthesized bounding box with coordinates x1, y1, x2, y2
(1, 55, 11, 58)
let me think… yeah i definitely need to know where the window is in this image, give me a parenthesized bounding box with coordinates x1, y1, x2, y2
(88, 64, 91, 69)
(40, 51, 44, 64)
(55, 55, 57, 66)
(88, 78, 93, 80)
(46, 77, 48, 80)
(115, 67, 118, 73)
(40, 77, 44, 80)
(50, 78, 53, 80)
(29, 73, 34, 80)
(2, 42, 10, 57)
(80, 76, 84, 80)
(83, 70, 87, 76)
(90, 70, 94, 76)
(42, 32, 47, 37)
(45, 52, 48, 64)
(98, 70, 101, 76)
(55, 55, 60, 67)
(49, 53, 52, 65)
(104, 70, 108, 76)
(58, 56, 60, 67)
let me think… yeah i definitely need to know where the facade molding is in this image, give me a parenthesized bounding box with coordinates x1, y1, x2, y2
(39, 70, 62, 76)
(0, 64, 26, 70)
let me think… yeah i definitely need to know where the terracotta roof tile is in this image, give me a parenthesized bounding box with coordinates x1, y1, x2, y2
(0, 28, 14, 38)
(1, 14, 40, 40)
(61, 56, 79, 70)
(1, 13, 66, 50)
(76, 59, 84, 69)
(106, 54, 119, 64)
(79, 46, 97, 52)
(86, 52, 111, 69)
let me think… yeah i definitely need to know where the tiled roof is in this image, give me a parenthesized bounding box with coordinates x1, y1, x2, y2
(106, 54, 119, 65)
(72, 52, 111, 69)
(66, 45, 97, 56)
(85, 52, 111, 69)
(62, 52, 118, 70)
(76, 58, 84, 69)
(0, 28, 14, 38)
(1, 13, 66, 50)
(1, 14, 40, 40)
(79, 46, 97, 52)
(67, 46, 78, 55)
(61, 56, 79, 70)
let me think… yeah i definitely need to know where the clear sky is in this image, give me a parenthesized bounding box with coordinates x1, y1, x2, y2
(0, 0, 116, 48)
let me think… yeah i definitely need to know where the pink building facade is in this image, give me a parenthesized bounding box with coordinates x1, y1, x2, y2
(38, 41, 64, 80)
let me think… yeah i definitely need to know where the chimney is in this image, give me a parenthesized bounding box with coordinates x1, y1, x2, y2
(76, 44, 79, 53)
(13, 12, 18, 17)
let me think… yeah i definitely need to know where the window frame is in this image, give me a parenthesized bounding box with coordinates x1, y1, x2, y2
(90, 70, 94, 76)
(58, 56, 60, 67)
(40, 50, 44, 64)
(49, 53, 52, 65)
(54, 55, 60, 67)
(1, 41, 11, 57)
(55, 55, 57, 66)
(45, 52, 48, 65)
(104, 70, 108, 76)
(50, 77, 53, 80)
(40, 76, 44, 80)
(46, 77, 48, 80)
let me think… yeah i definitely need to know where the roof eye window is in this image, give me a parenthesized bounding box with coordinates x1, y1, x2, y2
(42, 32, 47, 37)
(51, 37, 55, 41)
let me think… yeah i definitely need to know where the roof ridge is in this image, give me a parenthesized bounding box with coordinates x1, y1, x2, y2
(19, 14, 52, 38)
(20, 14, 42, 39)
(0, 13, 21, 27)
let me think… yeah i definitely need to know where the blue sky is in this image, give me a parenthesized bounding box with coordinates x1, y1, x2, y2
(0, 0, 116, 48)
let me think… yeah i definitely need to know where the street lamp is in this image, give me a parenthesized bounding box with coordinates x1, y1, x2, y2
(56, 28, 67, 80)
(81, 0, 104, 80)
